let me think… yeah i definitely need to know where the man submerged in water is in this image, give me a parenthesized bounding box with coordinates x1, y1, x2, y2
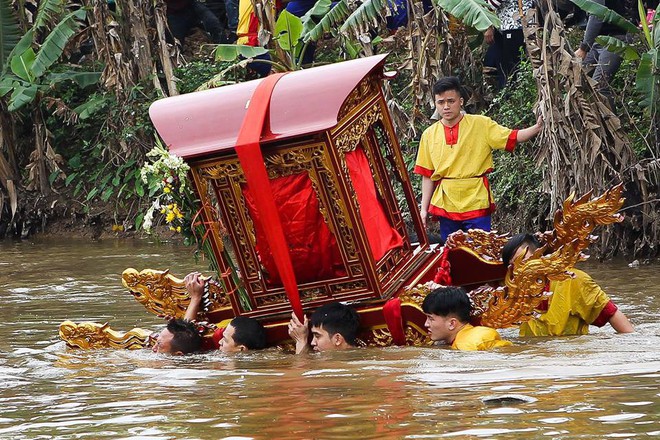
(501, 233, 634, 336)
(152, 272, 267, 355)
(423, 286, 512, 351)
(288, 302, 361, 354)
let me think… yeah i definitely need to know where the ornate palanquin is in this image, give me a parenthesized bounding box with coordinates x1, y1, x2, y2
(149, 55, 431, 320)
(59, 55, 626, 350)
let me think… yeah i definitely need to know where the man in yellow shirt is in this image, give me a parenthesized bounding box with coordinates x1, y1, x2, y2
(422, 286, 511, 351)
(501, 233, 635, 336)
(414, 76, 543, 241)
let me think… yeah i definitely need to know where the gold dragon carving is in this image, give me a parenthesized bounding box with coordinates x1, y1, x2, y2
(540, 183, 625, 252)
(121, 268, 230, 319)
(59, 321, 153, 350)
(471, 242, 585, 328)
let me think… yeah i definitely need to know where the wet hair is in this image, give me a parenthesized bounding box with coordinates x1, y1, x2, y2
(432, 76, 462, 96)
(310, 302, 360, 346)
(501, 233, 541, 267)
(167, 318, 203, 354)
(422, 286, 471, 323)
(231, 316, 267, 350)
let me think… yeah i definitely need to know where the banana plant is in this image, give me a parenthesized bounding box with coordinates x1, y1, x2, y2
(0, 0, 101, 194)
(571, 0, 660, 113)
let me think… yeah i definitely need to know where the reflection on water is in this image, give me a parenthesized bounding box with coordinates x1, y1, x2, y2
(1, 238, 658, 439)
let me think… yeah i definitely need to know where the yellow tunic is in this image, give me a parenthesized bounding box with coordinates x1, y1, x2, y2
(237, 0, 258, 46)
(414, 114, 515, 220)
(451, 323, 512, 351)
(519, 269, 612, 336)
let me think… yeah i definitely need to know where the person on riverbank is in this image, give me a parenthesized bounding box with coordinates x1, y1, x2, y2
(414, 76, 543, 242)
(422, 286, 512, 351)
(152, 318, 203, 355)
(501, 233, 635, 336)
(165, 0, 224, 45)
(575, 0, 639, 107)
(288, 302, 361, 354)
(184, 272, 267, 352)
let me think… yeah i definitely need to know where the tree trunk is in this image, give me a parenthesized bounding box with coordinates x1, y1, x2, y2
(33, 108, 50, 195)
(83, 0, 178, 99)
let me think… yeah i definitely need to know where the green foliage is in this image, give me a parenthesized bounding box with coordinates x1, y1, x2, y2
(339, 0, 389, 35)
(275, 10, 303, 51)
(0, 0, 21, 73)
(303, 0, 350, 42)
(33, 0, 68, 32)
(214, 44, 268, 62)
(434, 0, 500, 32)
(486, 60, 549, 231)
(301, 0, 335, 35)
(595, 35, 640, 60)
(175, 61, 245, 94)
(570, 0, 638, 34)
(32, 9, 86, 77)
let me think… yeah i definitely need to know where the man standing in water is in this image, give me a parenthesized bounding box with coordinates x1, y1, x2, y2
(414, 77, 543, 241)
(287, 302, 361, 354)
(501, 233, 634, 336)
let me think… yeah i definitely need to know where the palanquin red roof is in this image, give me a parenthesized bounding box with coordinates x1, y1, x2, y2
(149, 55, 388, 159)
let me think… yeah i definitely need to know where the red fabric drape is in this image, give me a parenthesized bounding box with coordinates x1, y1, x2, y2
(345, 148, 403, 260)
(243, 172, 346, 286)
(383, 298, 406, 345)
(234, 72, 303, 320)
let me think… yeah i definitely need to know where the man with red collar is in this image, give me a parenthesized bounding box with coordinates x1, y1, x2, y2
(414, 76, 542, 241)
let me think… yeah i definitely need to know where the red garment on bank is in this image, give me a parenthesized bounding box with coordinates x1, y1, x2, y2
(242, 172, 346, 286)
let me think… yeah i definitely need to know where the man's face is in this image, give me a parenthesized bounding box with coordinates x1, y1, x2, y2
(219, 324, 244, 353)
(424, 313, 455, 344)
(434, 90, 463, 124)
(310, 325, 338, 352)
(152, 328, 176, 354)
(512, 245, 535, 267)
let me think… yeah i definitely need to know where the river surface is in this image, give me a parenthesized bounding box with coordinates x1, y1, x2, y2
(0, 238, 658, 439)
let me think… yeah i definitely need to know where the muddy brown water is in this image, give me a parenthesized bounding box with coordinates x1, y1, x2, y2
(0, 238, 658, 439)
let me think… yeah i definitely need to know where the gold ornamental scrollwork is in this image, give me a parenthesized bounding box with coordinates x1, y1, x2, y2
(334, 103, 383, 153)
(59, 321, 153, 350)
(445, 229, 510, 262)
(121, 268, 231, 318)
(337, 77, 379, 120)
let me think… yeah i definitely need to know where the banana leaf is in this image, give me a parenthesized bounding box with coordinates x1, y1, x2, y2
(301, 0, 334, 35)
(33, 0, 68, 32)
(275, 10, 303, 52)
(214, 44, 269, 62)
(31, 9, 86, 78)
(47, 71, 102, 88)
(0, 0, 21, 74)
(10, 47, 35, 82)
(595, 35, 639, 60)
(434, 0, 500, 32)
(303, 0, 350, 43)
(570, 0, 638, 34)
(8, 83, 39, 111)
(339, 0, 389, 35)
(636, 49, 660, 110)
